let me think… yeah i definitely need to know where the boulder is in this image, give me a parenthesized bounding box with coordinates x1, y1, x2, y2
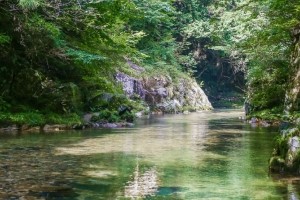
(83, 113, 93, 123)
(270, 128, 300, 174)
(289, 136, 300, 153)
(21, 125, 41, 132)
(130, 75, 212, 113)
(115, 61, 212, 113)
(250, 117, 258, 124)
(43, 124, 70, 132)
(101, 123, 118, 128)
(183, 110, 190, 115)
(261, 120, 271, 127)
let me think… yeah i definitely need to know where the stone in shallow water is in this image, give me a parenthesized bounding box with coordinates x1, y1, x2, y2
(156, 187, 182, 196)
(28, 185, 78, 199)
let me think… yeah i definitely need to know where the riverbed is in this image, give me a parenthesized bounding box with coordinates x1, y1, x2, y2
(0, 109, 299, 199)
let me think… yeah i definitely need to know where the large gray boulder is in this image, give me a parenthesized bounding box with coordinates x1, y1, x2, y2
(116, 69, 212, 113)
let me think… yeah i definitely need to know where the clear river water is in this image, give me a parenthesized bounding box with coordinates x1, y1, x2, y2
(1, 109, 300, 199)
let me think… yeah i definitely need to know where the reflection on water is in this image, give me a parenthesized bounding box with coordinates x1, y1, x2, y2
(0, 109, 300, 199)
(124, 162, 158, 198)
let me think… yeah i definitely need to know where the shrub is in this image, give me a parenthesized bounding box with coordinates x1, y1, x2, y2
(120, 112, 135, 122)
(91, 109, 121, 123)
(45, 113, 82, 125)
(0, 112, 45, 126)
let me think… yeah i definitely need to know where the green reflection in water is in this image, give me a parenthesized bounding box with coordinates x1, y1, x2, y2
(0, 110, 299, 199)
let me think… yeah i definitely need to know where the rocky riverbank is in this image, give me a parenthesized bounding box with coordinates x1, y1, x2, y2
(0, 61, 212, 133)
(269, 127, 300, 174)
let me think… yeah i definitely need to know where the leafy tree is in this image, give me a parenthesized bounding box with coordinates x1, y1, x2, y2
(0, 0, 140, 119)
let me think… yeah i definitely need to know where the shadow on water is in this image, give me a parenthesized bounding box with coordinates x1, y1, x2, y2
(0, 109, 300, 199)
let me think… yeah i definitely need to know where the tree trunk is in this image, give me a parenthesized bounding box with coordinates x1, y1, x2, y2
(285, 25, 300, 113)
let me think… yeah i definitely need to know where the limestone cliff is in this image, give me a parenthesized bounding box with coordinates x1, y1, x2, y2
(116, 64, 212, 113)
(141, 75, 212, 112)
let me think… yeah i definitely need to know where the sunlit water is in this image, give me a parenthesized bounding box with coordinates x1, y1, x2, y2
(0, 109, 300, 199)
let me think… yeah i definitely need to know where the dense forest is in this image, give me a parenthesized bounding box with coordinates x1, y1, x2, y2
(0, 0, 300, 126)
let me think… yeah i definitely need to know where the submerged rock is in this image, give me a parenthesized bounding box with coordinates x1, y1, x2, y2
(89, 122, 135, 129)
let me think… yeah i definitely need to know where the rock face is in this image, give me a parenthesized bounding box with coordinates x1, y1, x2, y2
(269, 128, 300, 174)
(115, 72, 145, 99)
(142, 75, 212, 112)
(116, 68, 212, 112)
(286, 135, 300, 169)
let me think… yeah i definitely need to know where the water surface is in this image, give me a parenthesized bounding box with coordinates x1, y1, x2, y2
(0, 109, 299, 199)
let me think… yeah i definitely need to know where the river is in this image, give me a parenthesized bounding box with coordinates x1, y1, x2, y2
(0, 109, 299, 199)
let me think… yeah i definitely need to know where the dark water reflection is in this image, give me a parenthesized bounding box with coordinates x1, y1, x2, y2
(0, 109, 299, 199)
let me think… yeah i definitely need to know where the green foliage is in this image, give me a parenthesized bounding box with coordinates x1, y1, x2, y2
(0, 112, 45, 126)
(19, 0, 41, 9)
(246, 61, 289, 110)
(66, 48, 106, 64)
(0, 0, 142, 125)
(290, 112, 300, 122)
(188, 0, 300, 111)
(89, 94, 126, 111)
(141, 64, 189, 84)
(249, 108, 283, 121)
(274, 135, 289, 159)
(271, 127, 300, 173)
(120, 112, 136, 122)
(129, 0, 179, 67)
(45, 113, 82, 125)
(0, 112, 81, 126)
(0, 98, 11, 112)
(273, 128, 300, 161)
(0, 34, 10, 45)
(91, 109, 120, 123)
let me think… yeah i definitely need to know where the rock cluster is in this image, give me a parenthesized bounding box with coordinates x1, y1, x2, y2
(88, 122, 134, 128)
(269, 127, 300, 174)
(248, 117, 272, 127)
